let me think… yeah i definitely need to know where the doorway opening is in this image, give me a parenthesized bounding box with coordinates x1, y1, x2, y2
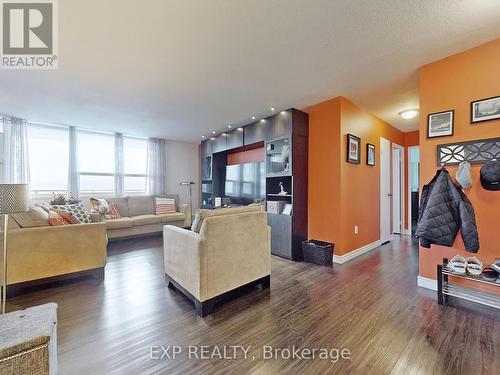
(408, 146, 420, 236)
(392, 144, 404, 235)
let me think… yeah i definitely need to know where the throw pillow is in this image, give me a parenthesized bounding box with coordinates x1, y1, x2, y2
(89, 198, 109, 214)
(54, 209, 80, 224)
(48, 211, 67, 226)
(155, 197, 176, 215)
(52, 203, 91, 223)
(105, 202, 121, 219)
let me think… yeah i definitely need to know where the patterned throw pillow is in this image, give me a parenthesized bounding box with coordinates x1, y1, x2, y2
(89, 198, 109, 214)
(48, 211, 67, 226)
(105, 202, 121, 219)
(52, 203, 91, 223)
(155, 197, 176, 215)
(54, 209, 80, 224)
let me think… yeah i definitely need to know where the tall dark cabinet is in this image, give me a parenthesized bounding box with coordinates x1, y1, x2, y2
(199, 108, 308, 260)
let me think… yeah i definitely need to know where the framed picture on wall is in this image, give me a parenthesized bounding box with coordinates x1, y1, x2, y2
(471, 96, 500, 123)
(347, 134, 361, 164)
(366, 143, 375, 166)
(427, 110, 454, 138)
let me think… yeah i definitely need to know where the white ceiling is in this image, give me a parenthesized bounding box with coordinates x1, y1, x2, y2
(1, 0, 500, 142)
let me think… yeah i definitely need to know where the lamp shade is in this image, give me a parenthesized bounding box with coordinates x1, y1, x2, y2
(0, 184, 29, 214)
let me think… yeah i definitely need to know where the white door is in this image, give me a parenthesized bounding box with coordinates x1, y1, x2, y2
(380, 137, 391, 243)
(392, 145, 403, 234)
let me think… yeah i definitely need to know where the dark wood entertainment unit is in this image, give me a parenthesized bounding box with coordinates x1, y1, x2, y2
(200, 108, 308, 260)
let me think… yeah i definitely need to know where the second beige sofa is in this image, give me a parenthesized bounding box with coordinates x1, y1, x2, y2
(101, 195, 191, 240)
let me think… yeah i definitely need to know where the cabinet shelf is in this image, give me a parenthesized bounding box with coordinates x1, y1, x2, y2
(267, 194, 292, 197)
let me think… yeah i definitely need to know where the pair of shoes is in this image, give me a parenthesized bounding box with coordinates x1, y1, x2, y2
(448, 255, 482, 276)
(483, 260, 500, 283)
(481, 268, 498, 282)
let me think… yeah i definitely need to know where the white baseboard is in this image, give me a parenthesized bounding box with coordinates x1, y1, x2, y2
(417, 275, 437, 291)
(333, 240, 382, 264)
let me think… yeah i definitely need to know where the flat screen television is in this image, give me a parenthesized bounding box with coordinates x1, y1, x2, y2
(224, 162, 266, 205)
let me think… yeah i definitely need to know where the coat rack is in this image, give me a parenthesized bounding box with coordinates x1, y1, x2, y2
(437, 137, 500, 166)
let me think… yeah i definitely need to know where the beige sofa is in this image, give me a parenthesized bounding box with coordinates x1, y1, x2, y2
(163, 205, 271, 316)
(101, 195, 191, 240)
(5, 218, 107, 293)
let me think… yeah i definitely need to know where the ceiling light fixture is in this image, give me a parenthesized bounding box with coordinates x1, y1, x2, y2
(228, 125, 232, 129)
(201, 135, 205, 139)
(260, 119, 266, 123)
(270, 107, 276, 112)
(212, 130, 216, 134)
(399, 109, 419, 120)
(252, 116, 256, 120)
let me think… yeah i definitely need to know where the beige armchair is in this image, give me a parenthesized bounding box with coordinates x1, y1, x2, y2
(163, 207, 271, 316)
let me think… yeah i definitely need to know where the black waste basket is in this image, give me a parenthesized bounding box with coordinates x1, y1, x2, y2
(302, 240, 334, 266)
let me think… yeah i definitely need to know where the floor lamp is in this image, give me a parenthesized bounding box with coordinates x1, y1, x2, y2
(0, 183, 29, 314)
(180, 181, 195, 216)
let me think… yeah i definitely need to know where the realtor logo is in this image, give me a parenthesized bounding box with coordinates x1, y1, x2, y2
(1, 0, 58, 69)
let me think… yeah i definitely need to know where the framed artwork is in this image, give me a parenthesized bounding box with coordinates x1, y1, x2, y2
(347, 134, 361, 164)
(471, 96, 500, 123)
(366, 143, 375, 166)
(427, 110, 454, 138)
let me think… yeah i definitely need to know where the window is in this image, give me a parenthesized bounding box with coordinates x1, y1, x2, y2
(123, 137, 147, 194)
(77, 130, 115, 194)
(28, 125, 69, 196)
(26, 126, 149, 197)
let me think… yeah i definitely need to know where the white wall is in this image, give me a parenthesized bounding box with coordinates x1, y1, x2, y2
(165, 140, 199, 212)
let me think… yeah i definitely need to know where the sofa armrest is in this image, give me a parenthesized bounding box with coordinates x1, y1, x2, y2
(163, 225, 206, 300)
(180, 204, 192, 227)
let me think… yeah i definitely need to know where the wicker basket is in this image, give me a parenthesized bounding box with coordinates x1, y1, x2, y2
(302, 240, 334, 266)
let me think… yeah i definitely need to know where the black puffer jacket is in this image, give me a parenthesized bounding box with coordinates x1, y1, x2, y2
(416, 169, 479, 252)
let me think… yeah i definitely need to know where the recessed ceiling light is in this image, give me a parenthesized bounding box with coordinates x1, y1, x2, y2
(237, 127, 243, 131)
(212, 130, 216, 134)
(228, 125, 232, 129)
(201, 135, 205, 139)
(270, 107, 276, 112)
(260, 119, 266, 123)
(252, 116, 256, 120)
(399, 109, 419, 120)
(210, 137, 216, 140)
(222, 133, 227, 136)
(280, 111, 287, 115)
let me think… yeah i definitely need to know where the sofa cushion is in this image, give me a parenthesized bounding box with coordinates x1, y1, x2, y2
(105, 217, 134, 229)
(191, 204, 262, 233)
(128, 196, 154, 217)
(131, 214, 162, 226)
(155, 194, 179, 210)
(105, 202, 121, 219)
(11, 205, 49, 228)
(158, 212, 185, 223)
(106, 197, 129, 218)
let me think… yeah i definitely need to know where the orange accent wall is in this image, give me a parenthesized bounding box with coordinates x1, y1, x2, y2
(227, 146, 265, 165)
(418, 38, 500, 280)
(403, 131, 419, 229)
(306, 97, 404, 256)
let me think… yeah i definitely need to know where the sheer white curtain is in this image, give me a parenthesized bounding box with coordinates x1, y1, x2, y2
(114, 133, 124, 197)
(2, 116, 30, 184)
(67, 126, 79, 198)
(146, 138, 166, 195)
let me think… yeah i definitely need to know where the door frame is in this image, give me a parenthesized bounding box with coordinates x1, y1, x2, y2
(392, 143, 404, 235)
(407, 146, 420, 235)
(379, 137, 391, 243)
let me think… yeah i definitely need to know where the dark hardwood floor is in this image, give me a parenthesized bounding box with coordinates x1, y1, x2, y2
(7, 235, 499, 374)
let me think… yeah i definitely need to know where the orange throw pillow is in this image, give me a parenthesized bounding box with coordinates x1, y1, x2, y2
(54, 209, 80, 224)
(105, 202, 121, 219)
(48, 211, 67, 226)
